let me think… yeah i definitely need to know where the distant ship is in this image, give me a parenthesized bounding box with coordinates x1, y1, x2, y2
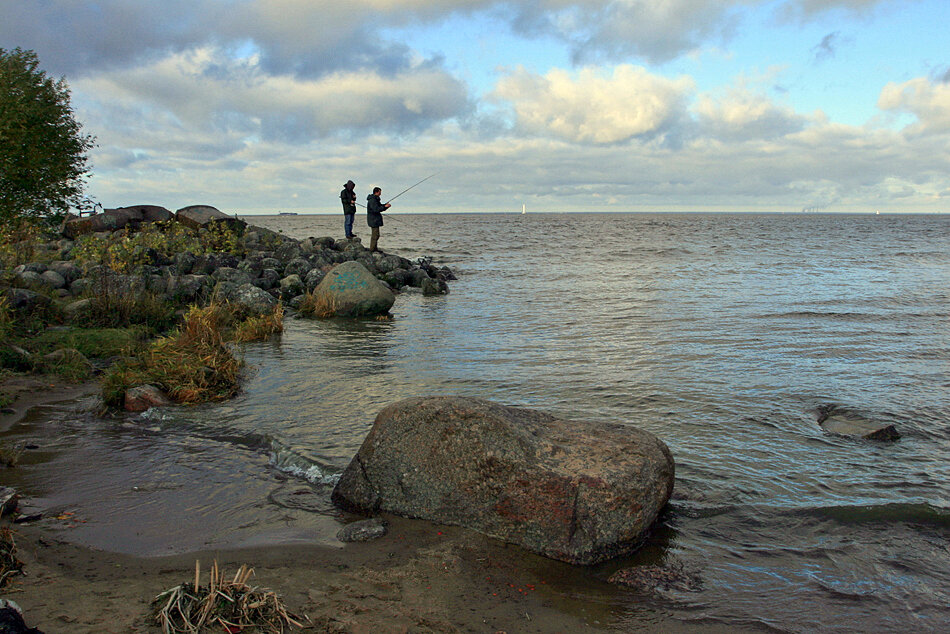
(521, 203, 526, 215)
(278, 211, 298, 216)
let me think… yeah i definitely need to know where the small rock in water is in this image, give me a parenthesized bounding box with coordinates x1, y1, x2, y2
(336, 518, 388, 543)
(0, 488, 19, 518)
(816, 405, 900, 441)
(607, 563, 702, 593)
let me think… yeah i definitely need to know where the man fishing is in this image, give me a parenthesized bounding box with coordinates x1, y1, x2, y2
(366, 186, 391, 252)
(340, 180, 357, 239)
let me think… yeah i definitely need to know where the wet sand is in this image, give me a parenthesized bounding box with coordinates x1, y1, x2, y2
(1, 379, 742, 633)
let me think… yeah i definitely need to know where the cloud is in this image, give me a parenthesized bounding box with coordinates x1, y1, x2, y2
(493, 65, 693, 144)
(878, 77, 950, 134)
(811, 31, 840, 62)
(76, 48, 471, 143)
(694, 88, 812, 140)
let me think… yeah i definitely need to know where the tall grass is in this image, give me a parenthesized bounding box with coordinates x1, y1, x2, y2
(101, 302, 284, 408)
(232, 303, 284, 343)
(296, 291, 338, 318)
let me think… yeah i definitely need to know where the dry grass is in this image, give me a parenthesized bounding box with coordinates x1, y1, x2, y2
(0, 527, 24, 588)
(102, 304, 243, 407)
(150, 560, 304, 634)
(232, 303, 284, 343)
(296, 291, 338, 318)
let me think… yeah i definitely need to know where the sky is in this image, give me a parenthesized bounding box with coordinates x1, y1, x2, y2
(2, 0, 949, 214)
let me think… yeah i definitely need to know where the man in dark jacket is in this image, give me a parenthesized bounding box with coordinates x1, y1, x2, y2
(366, 186, 391, 252)
(340, 180, 357, 239)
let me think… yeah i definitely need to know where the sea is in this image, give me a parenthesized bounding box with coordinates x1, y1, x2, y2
(4, 212, 949, 632)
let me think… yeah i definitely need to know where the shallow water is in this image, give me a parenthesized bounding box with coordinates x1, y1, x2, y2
(6, 212, 950, 631)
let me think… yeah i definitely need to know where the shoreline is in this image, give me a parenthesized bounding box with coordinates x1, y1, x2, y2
(0, 383, 747, 633)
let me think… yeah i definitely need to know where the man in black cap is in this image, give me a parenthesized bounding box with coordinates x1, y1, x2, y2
(340, 180, 357, 239)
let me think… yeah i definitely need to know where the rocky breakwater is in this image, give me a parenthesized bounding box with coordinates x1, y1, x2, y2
(4, 204, 454, 321)
(331, 396, 675, 565)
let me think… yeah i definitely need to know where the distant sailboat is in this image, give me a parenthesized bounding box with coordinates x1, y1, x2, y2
(521, 203, 526, 215)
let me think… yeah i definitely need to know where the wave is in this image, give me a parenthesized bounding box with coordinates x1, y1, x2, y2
(269, 446, 341, 486)
(797, 502, 950, 527)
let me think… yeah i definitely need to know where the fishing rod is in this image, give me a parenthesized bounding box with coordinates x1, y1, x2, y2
(385, 172, 439, 205)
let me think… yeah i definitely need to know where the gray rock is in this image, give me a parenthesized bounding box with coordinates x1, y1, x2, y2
(63, 298, 94, 319)
(408, 268, 431, 287)
(310, 261, 395, 318)
(421, 277, 449, 296)
(212, 267, 252, 286)
(332, 396, 675, 565)
(382, 269, 412, 289)
(39, 271, 66, 290)
(817, 405, 900, 441)
(261, 257, 281, 271)
(336, 518, 388, 543)
(168, 274, 212, 303)
(13, 262, 47, 275)
(253, 269, 281, 291)
(174, 252, 197, 275)
(375, 254, 411, 274)
(304, 267, 327, 292)
(48, 260, 82, 284)
(0, 487, 19, 517)
(278, 274, 305, 300)
(13, 270, 45, 289)
(228, 283, 278, 317)
(175, 205, 246, 231)
(284, 257, 312, 278)
(69, 277, 92, 296)
(275, 242, 303, 263)
(2, 287, 51, 312)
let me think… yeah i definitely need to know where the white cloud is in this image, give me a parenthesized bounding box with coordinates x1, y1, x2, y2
(76, 48, 470, 143)
(694, 88, 812, 140)
(878, 78, 950, 134)
(493, 65, 693, 144)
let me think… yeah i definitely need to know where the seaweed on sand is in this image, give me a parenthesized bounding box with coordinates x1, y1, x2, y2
(149, 560, 305, 634)
(0, 527, 24, 588)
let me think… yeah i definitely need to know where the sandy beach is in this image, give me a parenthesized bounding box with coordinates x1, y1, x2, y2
(1, 379, 742, 633)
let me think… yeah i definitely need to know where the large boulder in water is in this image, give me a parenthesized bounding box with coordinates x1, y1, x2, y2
(311, 261, 395, 317)
(331, 396, 675, 565)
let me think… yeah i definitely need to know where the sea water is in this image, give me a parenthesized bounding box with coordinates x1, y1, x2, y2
(7, 212, 949, 631)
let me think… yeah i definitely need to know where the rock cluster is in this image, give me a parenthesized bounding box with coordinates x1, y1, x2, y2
(332, 396, 675, 565)
(2, 204, 455, 320)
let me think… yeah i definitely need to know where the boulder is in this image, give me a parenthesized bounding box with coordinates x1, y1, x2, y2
(310, 261, 395, 318)
(39, 270, 66, 290)
(175, 205, 246, 231)
(227, 283, 278, 317)
(1, 287, 51, 313)
(278, 274, 305, 300)
(118, 204, 173, 223)
(331, 396, 675, 565)
(125, 384, 173, 412)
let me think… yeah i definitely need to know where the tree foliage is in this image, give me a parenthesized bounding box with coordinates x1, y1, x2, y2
(0, 47, 95, 226)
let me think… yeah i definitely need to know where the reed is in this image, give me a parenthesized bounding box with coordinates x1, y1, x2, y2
(296, 291, 338, 318)
(149, 560, 304, 634)
(0, 528, 23, 589)
(101, 304, 243, 407)
(232, 303, 284, 343)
